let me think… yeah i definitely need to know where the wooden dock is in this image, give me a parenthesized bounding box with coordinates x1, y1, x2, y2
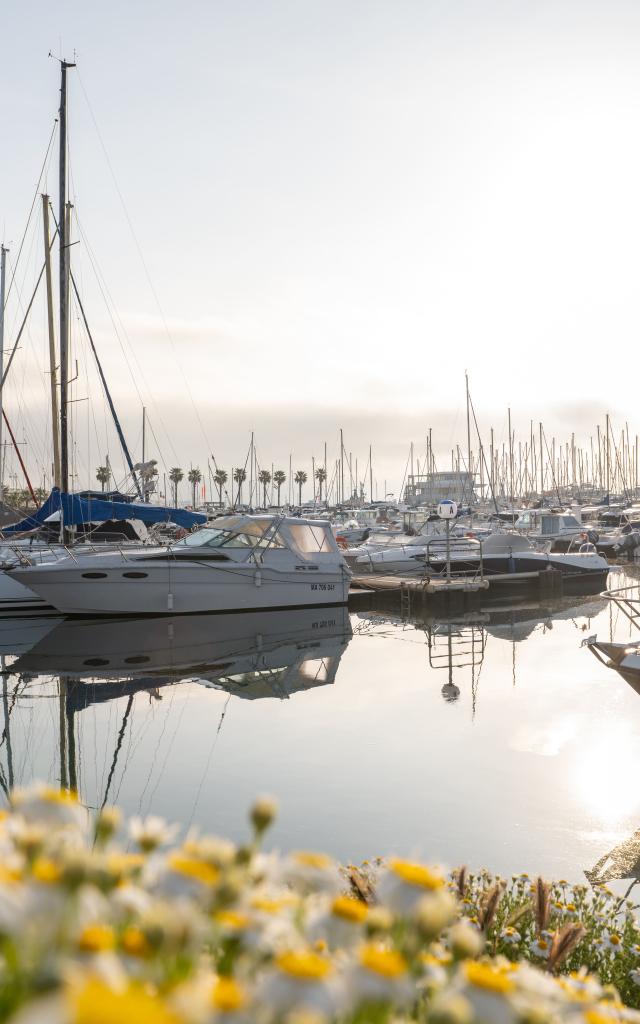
(348, 567, 577, 611)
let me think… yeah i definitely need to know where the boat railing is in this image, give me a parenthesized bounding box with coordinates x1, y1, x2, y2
(422, 536, 485, 583)
(3, 537, 148, 569)
(599, 583, 640, 631)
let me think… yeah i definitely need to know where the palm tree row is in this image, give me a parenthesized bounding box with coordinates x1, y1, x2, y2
(100, 464, 328, 508)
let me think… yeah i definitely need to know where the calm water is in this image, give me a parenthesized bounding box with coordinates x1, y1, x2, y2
(2, 566, 640, 883)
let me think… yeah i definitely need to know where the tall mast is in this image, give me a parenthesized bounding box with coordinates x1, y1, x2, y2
(606, 413, 611, 496)
(0, 244, 7, 499)
(508, 406, 514, 503)
(42, 197, 61, 488)
(369, 444, 373, 504)
(465, 372, 472, 501)
(59, 59, 75, 496)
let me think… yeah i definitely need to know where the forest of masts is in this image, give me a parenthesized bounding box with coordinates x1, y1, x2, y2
(113, 413, 640, 511)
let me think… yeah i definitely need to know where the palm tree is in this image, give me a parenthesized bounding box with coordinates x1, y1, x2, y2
(258, 469, 272, 508)
(294, 470, 307, 506)
(273, 470, 286, 507)
(315, 466, 327, 505)
(187, 468, 202, 508)
(96, 466, 110, 492)
(233, 468, 247, 507)
(214, 469, 228, 507)
(169, 467, 184, 508)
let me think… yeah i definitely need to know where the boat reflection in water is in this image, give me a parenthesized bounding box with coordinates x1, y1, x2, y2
(356, 595, 606, 709)
(12, 606, 353, 706)
(0, 606, 353, 803)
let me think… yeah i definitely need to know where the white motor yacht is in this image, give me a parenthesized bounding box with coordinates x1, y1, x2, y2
(513, 509, 584, 550)
(353, 530, 610, 583)
(9, 515, 351, 616)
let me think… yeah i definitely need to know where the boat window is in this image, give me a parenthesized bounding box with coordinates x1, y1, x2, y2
(541, 517, 559, 535)
(287, 523, 334, 553)
(517, 513, 531, 528)
(175, 527, 286, 550)
(176, 528, 229, 548)
(562, 516, 580, 529)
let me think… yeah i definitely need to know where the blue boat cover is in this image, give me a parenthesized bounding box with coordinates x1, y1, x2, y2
(2, 488, 206, 534)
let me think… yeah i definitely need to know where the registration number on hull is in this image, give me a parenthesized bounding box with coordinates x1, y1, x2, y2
(310, 583, 335, 592)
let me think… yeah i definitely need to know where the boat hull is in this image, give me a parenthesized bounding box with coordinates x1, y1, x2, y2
(10, 560, 350, 616)
(356, 550, 609, 578)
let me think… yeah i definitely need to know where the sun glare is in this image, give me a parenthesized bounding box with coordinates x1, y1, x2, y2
(570, 727, 640, 825)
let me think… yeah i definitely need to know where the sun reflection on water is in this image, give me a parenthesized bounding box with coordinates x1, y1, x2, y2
(570, 725, 640, 826)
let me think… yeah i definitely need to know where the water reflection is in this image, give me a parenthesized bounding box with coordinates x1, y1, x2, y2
(0, 584, 638, 880)
(354, 595, 606, 712)
(0, 607, 352, 803)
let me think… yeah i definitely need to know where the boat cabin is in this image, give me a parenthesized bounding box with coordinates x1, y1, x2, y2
(176, 515, 344, 564)
(514, 510, 583, 540)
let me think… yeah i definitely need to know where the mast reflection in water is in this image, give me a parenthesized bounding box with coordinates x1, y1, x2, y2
(2, 574, 640, 883)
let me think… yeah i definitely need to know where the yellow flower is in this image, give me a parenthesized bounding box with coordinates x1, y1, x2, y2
(32, 857, 62, 884)
(276, 950, 333, 981)
(214, 909, 251, 931)
(251, 895, 297, 914)
(70, 979, 179, 1024)
(212, 977, 247, 1012)
(585, 1011, 621, 1024)
(389, 858, 444, 890)
(0, 863, 22, 884)
(106, 852, 145, 877)
(463, 961, 515, 995)
(121, 926, 151, 958)
(168, 853, 220, 886)
(77, 924, 116, 953)
(292, 851, 333, 870)
(41, 787, 79, 805)
(359, 943, 408, 978)
(422, 951, 453, 966)
(331, 895, 368, 923)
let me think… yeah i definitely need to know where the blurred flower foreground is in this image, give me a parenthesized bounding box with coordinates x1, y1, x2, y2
(2, 787, 640, 1023)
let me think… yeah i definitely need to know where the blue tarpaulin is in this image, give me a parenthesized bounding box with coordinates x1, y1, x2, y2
(2, 488, 206, 534)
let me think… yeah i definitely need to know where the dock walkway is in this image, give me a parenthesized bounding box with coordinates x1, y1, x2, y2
(348, 567, 572, 611)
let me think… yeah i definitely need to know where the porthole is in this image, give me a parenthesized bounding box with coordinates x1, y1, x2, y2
(83, 658, 109, 666)
(82, 571, 107, 579)
(122, 571, 148, 579)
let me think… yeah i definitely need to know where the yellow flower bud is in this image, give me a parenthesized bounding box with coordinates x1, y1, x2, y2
(366, 906, 394, 935)
(415, 889, 457, 939)
(94, 806, 121, 845)
(250, 796, 278, 835)
(449, 922, 484, 959)
(430, 994, 474, 1024)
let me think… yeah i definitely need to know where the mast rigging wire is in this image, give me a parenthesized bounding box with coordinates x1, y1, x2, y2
(3, 119, 58, 310)
(75, 71, 215, 459)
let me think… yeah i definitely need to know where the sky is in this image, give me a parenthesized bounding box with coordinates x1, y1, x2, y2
(1, 0, 640, 501)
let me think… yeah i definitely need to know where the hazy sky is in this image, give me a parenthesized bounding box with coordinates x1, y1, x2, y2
(1, 1, 639, 499)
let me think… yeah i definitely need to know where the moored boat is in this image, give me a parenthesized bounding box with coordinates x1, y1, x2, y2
(9, 515, 351, 616)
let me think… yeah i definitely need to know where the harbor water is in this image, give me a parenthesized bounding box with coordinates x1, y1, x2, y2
(2, 565, 640, 883)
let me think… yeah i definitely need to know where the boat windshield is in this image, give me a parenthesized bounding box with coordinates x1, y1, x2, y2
(175, 527, 285, 550)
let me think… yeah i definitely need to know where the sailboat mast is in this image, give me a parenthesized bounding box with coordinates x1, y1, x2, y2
(42, 197, 61, 488)
(0, 244, 7, 499)
(59, 59, 75, 496)
(465, 372, 472, 501)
